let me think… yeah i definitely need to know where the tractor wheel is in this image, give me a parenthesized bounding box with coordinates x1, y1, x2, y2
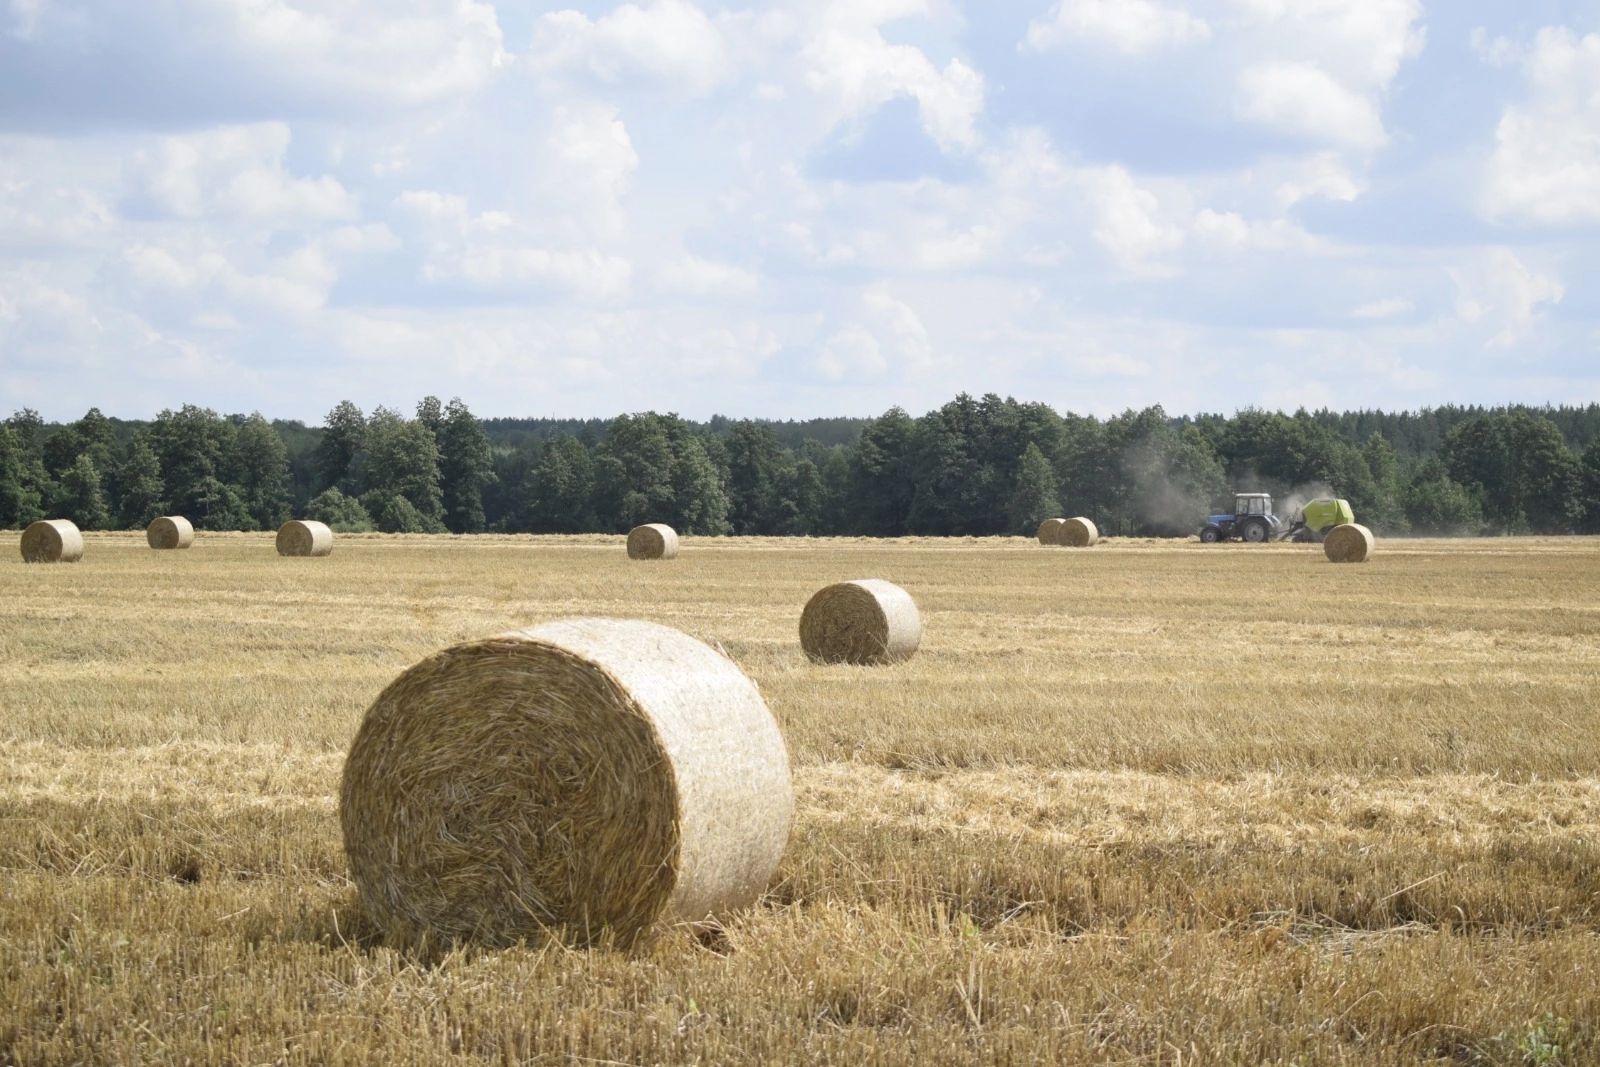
(1241, 518, 1270, 543)
(1199, 526, 1221, 543)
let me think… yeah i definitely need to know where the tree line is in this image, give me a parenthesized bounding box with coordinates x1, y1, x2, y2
(3, 395, 1599, 538)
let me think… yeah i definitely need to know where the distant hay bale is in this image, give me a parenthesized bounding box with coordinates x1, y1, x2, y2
(1059, 517, 1099, 547)
(146, 516, 194, 550)
(20, 519, 84, 563)
(799, 579, 922, 665)
(276, 520, 333, 558)
(340, 617, 793, 949)
(627, 523, 679, 560)
(1324, 523, 1375, 564)
(1037, 518, 1065, 544)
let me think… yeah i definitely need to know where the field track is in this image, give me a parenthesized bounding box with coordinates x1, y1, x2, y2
(3, 533, 1598, 1064)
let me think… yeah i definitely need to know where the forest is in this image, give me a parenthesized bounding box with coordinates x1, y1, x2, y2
(3, 396, 1598, 538)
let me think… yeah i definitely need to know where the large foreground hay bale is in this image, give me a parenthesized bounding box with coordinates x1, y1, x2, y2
(1059, 516, 1099, 547)
(276, 520, 332, 557)
(1037, 517, 1065, 544)
(627, 523, 678, 560)
(146, 515, 194, 550)
(20, 519, 84, 563)
(1324, 523, 1375, 563)
(799, 579, 921, 665)
(340, 617, 793, 949)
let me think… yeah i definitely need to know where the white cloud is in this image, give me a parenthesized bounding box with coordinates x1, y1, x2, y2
(1023, 0, 1211, 56)
(801, 5, 985, 151)
(1482, 27, 1600, 225)
(655, 254, 760, 297)
(1350, 297, 1413, 320)
(1235, 61, 1387, 150)
(531, 1, 733, 96)
(1450, 248, 1564, 349)
(816, 284, 934, 381)
(126, 123, 356, 223)
(1079, 165, 1185, 275)
(1228, 0, 1423, 151)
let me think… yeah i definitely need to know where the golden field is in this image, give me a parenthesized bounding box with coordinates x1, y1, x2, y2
(2, 532, 1598, 1065)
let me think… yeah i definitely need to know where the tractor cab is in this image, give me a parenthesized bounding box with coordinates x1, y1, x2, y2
(1199, 492, 1282, 543)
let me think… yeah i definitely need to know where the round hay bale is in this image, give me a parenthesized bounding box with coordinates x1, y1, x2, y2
(1059, 516, 1099, 547)
(1324, 523, 1375, 564)
(146, 515, 194, 550)
(1036, 517, 1066, 545)
(627, 523, 678, 560)
(799, 579, 921, 665)
(340, 617, 793, 949)
(276, 520, 332, 558)
(20, 519, 84, 563)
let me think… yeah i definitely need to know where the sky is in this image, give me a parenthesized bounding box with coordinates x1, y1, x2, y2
(1, 0, 1598, 424)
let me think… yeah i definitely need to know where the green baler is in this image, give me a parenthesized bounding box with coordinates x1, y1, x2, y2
(1282, 498, 1355, 542)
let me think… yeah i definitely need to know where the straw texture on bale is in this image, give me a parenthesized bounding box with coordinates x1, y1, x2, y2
(276, 520, 333, 558)
(627, 523, 679, 560)
(1037, 518, 1065, 545)
(1058, 516, 1099, 547)
(340, 617, 793, 949)
(146, 515, 194, 550)
(20, 519, 84, 563)
(799, 579, 922, 666)
(1324, 523, 1375, 564)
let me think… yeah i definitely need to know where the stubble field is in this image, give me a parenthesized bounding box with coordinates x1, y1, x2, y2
(2, 532, 1598, 1065)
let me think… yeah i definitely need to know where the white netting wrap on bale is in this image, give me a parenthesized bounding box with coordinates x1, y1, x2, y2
(1058, 517, 1099, 547)
(1324, 523, 1375, 564)
(627, 523, 679, 560)
(276, 520, 333, 557)
(799, 579, 922, 665)
(1037, 518, 1066, 545)
(20, 519, 84, 563)
(340, 617, 793, 950)
(146, 516, 194, 550)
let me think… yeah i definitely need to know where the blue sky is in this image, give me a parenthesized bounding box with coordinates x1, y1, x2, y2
(1, 0, 1597, 422)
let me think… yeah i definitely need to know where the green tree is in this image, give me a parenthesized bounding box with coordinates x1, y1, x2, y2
(371, 494, 430, 533)
(361, 407, 445, 530)
(726, 421, 797, 535)
(1006, 442, 1060, 534)
(1405, 461, 1483, 535)
(521, 435, 595, 533)
(115, 432, 166, 529)
(592, 413, 676, 530)
(314, 401, 367, 493)
(306, 487, 374, 532)
(436, 398, 495, 533)
(846, 407, 916, 536)
(670, 434, 731, 534)
(51, 454, 109, 530)
(0, 423, 45, 527)
(230, 413, 291, 529)
(146, 405, 240, 529)
(1581, 439, 1600, 535)
(1442, 412, 1582, 533)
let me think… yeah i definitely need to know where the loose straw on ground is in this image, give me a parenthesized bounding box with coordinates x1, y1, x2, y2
(20, 519, 83, 563)
(276, 520, 333, 557)
(146, 516, 194, 550)
(1324, 523, 1375, 563)
(1059, 517, 1099, 547)
(627, 523, 678, 560)
(799, 579, 922, 665)
(1037, 518, 1065, 545)
(340, 617, 793, 950)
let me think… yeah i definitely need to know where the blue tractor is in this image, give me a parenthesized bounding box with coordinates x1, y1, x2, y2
(1198, 492, 1282, 543)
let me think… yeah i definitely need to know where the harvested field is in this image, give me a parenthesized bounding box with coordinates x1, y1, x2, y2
(2, 532, 1598, 1064)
